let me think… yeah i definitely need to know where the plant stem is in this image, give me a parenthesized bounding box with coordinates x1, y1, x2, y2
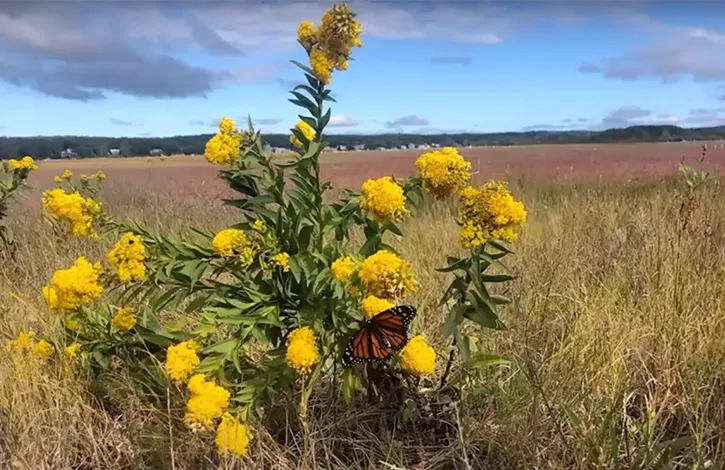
(299, 361, 322, 468)
(439, 336, 458, 390)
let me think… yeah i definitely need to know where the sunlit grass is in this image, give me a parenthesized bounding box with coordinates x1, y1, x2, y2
(1, 166, 723, 468)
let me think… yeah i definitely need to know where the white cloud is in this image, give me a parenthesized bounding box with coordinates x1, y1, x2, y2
(327, 114, 359, 127)
(580, 14, 725, 84)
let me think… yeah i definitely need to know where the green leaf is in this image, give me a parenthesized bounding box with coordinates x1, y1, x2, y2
(297, 224, 315, 251)
(342, 368, 359, 403)
(564, 407, 582, 428)
(455, 331, 473, 364)
(135, 326, 179, 348)
(151, 287, 182, 311)
(487, 240, 514, 254)
(203, 337, 239, 355)
(379, 243, 399, 254)
(292, 85, 319, 99)
(442, 304, 464, 338)
(244, 194, 277, 207)
(490, 294, 511, 305)
(289, 92, 318, 115)
(464, 291, 505, 330)
(439, 276, 468, 306)
(195, 353, 226, 374)
(92, 350, 109, 370)
(436, 257, 470, 273)
(189, 261, 208, 290)
(358, 233, 381, 257)
(300, 140, 321, 161)
(381, 220, 403, 236)
(480, 273, 515, 283)
(290, 60, 314, 76)
(304, 73, 319, 89)
(250, 327, 270, 345)
(288, 255, 303, 283)
(467, 353, 511, 369)
(318, 107, 332, 130)
(184, 292, 211, 314)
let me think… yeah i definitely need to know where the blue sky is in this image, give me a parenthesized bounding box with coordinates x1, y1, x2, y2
(2, 1, 725, 137)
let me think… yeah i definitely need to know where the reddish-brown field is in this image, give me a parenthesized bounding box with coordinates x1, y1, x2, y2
(27, 141, 725, 196)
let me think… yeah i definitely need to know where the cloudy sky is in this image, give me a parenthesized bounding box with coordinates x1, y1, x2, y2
(2, 0, 725, 137)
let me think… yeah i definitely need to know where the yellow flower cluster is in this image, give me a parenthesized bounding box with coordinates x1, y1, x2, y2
(6, 331, 35, 355)
(66, 319, 80, 333)
(290, 120, 316, 149)
(184, 374, 230, 431)
(65, 342, 81, 359)
(204, 116, 241, 166)
(252, 219, 266, 233)
(310, 49, 334, 85)
(458, 181, 527, 249)
(42, 257, 103, 312)
(8, 155, 37, 171)
(359, 176, 408, 221)
(111, 307, 136, 330)
(358, 250, 418, 299)
(212, 228, 255, 266)
(297, 21, 317, 49)
(32, 340, 54, 360)
(297, 4, 362, 84)
(285, 327, 318, 374)
(5, 332, 55, 360)
(107, 232, 146, 283)
(164, 340, 200, 383)
(361, 295, 394, 319)
(415, 147, 472, 199)
(331, 256, 356, 282)
(41, 188, 102, 238)
(271, 252, 290, 272)
(399, 335, 435, 377)
(79, 171, 105, 182)
(215, 413, 253, 457)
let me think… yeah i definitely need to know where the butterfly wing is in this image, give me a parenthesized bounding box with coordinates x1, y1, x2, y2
(369, 305, 416, 351)
(341, 326, 373, 368)
(341, 305, 417, 368)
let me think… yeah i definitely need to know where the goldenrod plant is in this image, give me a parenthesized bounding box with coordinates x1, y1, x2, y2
(23, 3, 526, 460)
(0, 156, 37, 254)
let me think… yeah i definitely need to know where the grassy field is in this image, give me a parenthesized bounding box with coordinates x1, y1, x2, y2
(2, 146, 725, 469)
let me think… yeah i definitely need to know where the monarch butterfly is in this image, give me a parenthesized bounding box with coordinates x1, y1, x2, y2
(341, 305, 417, 368)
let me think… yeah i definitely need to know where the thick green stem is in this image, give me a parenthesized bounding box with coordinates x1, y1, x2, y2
(299, 360, 322, 467)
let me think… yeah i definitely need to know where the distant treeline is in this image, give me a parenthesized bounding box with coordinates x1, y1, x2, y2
(2, 124, 725, 159)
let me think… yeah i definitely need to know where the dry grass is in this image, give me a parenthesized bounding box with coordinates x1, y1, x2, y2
(2, 155, 724, 469)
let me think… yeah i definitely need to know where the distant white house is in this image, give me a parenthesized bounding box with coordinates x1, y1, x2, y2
(109, 148, 121, 156)
(60, 148, 77, 158)
(149, 148, 164, 156)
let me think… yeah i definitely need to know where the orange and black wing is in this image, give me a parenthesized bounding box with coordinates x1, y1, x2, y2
(341, 326, 374, 368)
(341, 305, 417, 368)
(370, 305, 416, 351)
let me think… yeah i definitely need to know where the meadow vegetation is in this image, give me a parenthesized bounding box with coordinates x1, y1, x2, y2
(1, 4, 724, 470)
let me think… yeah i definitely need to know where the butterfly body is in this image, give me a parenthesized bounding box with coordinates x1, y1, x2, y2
(341, 305, 417, 368)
